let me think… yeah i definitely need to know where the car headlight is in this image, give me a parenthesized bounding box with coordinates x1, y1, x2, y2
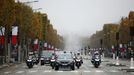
(40, 58, 44, 60)
(27, 59, 32, 62)
(76, 59, 81, 62)
(51, 59, 55, 62)
(95, 59, 100, 61)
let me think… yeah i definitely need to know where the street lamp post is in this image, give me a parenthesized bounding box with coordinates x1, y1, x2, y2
(100, 39, 104, 60)
(129, 26, 134, 69)
(115, 32, 120, 65)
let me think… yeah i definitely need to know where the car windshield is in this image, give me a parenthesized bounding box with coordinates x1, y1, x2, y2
(41, 51, 53, 57)
(58, 53, 72, 59)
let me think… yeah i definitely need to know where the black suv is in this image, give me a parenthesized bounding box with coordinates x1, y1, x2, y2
(40, 51, 54, 65)
(55, 52, 75, 70)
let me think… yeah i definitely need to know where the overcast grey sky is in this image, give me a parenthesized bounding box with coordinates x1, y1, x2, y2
(31, 0, 134, 37)
(20, 0, 134, 50)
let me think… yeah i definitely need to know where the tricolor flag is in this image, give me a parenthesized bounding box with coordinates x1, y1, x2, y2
(11, 26, 18, 45)
(112, 45, 115, 52)
(33, 39, 38, 50)
(48, 45, 51, 50)
(0, 27, 5, 44)
(44, 42, 47, 50)
(51, 46, 54, 50)
(119, 44, 124, 52)
(44, 42, 47, 47)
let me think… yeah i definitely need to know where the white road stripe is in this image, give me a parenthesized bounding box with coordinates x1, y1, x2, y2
(57, 71, 63, 72)
(84, 70, 91, 72)
(29, 70, 38, 73)
(70, 71, 78, 72)
(4, 71, 11, 74)
(110, 70, 119, 72)
(16, 71, 24, 73)
(95, 70, 104, 72)
(131, 72, 134, 74)
(43, 70, 51, 72)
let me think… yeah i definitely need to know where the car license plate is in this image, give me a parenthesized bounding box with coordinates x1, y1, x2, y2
(62, 64, 67, 66)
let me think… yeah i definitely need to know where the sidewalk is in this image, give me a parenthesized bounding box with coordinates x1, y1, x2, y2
(0, 62, 20, 70)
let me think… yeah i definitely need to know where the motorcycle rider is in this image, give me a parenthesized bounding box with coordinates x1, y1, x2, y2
(91, 51, 101, 63)
(51, 53, 57, 59)
(76, 52, 83, 64)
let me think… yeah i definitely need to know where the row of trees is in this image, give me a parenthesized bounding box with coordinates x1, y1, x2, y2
(89, 11, 134, 57)
(0, 0, 64, 63)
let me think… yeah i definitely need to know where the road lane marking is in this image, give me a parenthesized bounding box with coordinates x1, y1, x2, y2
(29, 70, 38, 73)
(95, 70, 104, 72)
(84, 70, 91, 72)
(43, 70, 51, 72)
(4, 71, 11, 74)
(16, 71, 24, 73)
(110, 70, 119, 72)
(131, 72, 134, 74)
(57, 71, 63, 72)
(70, 71, 78, 72)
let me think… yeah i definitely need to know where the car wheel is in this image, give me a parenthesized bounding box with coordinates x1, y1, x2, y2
(71, 65, 75, 70)
(77, 65, 79, 69)
(52, 66, 54, 69)
(55, 66, 59, 70)
(94, 65, 99, 68)
(28, 65, 33, 69)
(41, 62, 44, 65)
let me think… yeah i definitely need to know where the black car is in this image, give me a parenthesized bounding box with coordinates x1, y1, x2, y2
(40, 50, 54, 65)
(55, 53, 75, 70)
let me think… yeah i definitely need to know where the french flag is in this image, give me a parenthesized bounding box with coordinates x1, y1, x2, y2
(0, 27, 5, 44)
(33, 39, 38, 50)
(11, 26, 18, 45)
(48, 45, 51, 50)
(44, 42, 47, 50)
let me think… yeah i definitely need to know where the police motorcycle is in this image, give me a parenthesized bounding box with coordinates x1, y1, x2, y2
(32, 57, 39, 65)
(91, 51, 101, 68)
(75, 57, 82, 69)
(50, 53, 56, 69)
(26, 56, 34, 69)
(75, 53, 83, 69)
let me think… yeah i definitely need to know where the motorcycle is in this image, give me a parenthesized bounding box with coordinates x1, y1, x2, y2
(75, 57, 82, 69)
(50, 56, 56, 69)
(33, 57, 39, 65)
(91, 55, 101, 68)
(26, 58, 34, 68)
